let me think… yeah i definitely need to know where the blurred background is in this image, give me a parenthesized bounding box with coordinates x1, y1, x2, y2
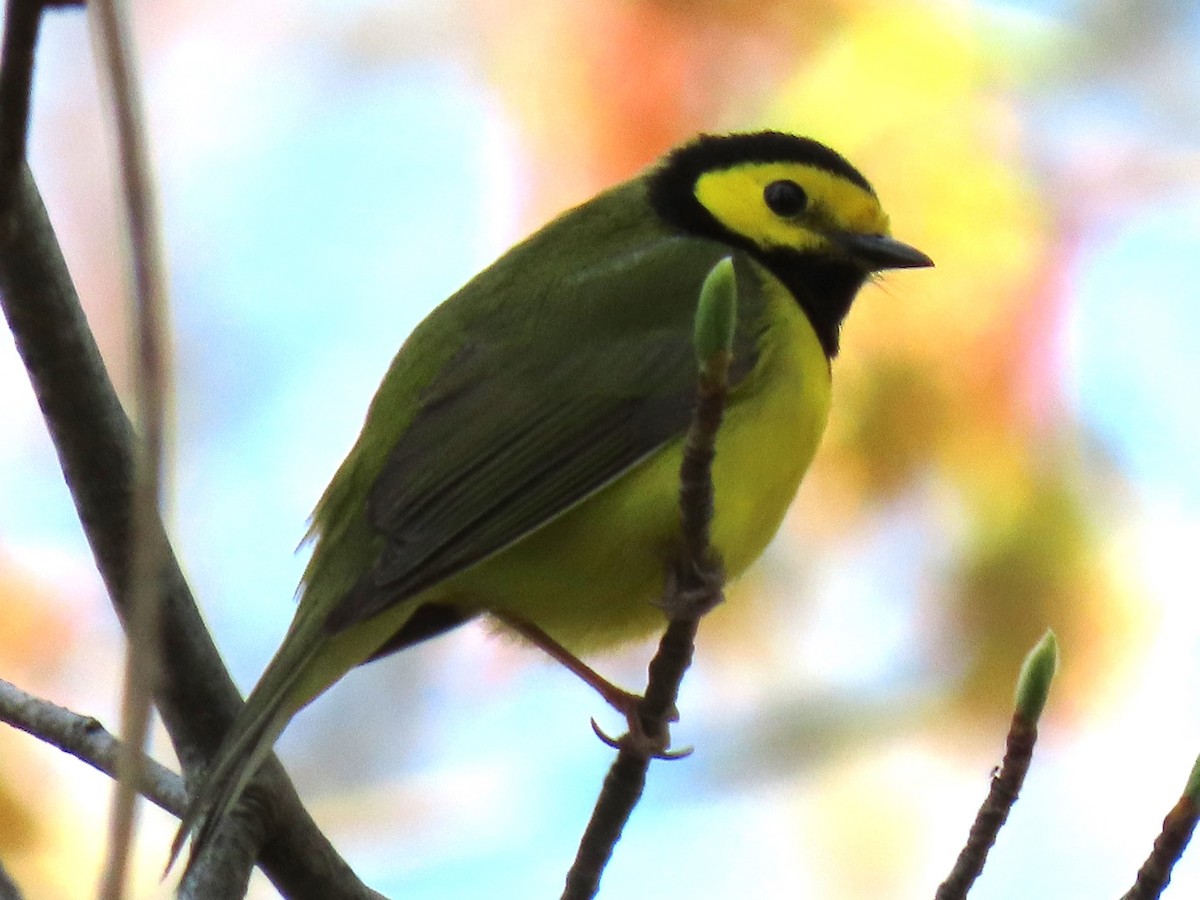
(2, 0, 1200, 896)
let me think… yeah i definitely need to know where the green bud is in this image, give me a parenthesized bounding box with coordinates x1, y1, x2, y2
(1015, 630, 1058, 723)
(693, 257, 737, 370)
(1183, 753, 1200, 803)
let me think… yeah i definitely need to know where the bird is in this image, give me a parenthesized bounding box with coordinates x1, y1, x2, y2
(171, 130, 932, 869)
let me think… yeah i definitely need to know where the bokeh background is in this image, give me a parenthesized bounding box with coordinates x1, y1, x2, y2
(3, 0, 1200, 896)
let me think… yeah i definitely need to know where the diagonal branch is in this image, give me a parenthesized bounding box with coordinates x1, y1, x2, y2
(1120, 752, 1200, 900)
(0, 2, 380, 897)
(1121, 795, 1200, 900)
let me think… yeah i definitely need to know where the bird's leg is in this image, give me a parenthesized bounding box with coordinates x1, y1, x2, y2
(490, 611, 674, 729)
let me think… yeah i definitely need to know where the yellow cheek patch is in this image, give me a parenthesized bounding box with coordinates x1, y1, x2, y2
(694, 162, 890, 254)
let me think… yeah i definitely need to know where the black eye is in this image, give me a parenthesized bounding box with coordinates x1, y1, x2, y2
(763, 180, 807, 217)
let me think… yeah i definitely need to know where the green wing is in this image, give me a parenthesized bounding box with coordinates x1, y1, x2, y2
(323, 215, 766, 632)
(174, 186, 772, 872)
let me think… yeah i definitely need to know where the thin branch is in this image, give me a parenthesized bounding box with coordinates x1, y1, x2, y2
(934, 711, 1037, 900)
(0, 6, 378, 898)
(935, 634, 1056, 900)
(561, 261, 736, 900)
(560, 378, 726, 900)
(1120, 781, 1200, 899)
(561, 740, 654, 900)
(86, 0, 173, 891)
(0, 678, 186, 817)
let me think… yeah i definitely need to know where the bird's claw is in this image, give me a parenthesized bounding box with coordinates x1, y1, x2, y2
(589, 697, 690, 760)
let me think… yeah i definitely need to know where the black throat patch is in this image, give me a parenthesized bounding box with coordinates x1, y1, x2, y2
(757, 249, 869, 358)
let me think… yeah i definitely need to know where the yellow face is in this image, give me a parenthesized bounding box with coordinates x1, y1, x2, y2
(693, 161, 891, 256)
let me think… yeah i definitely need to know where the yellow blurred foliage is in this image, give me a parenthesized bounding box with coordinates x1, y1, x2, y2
(0, 559, 83, 889)
(0, 762, 37, 857)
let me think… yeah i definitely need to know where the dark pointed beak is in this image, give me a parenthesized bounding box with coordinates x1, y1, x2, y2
(835, 232, 934, 271)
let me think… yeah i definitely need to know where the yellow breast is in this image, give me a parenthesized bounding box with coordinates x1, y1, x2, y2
(438, 264, 832, 652)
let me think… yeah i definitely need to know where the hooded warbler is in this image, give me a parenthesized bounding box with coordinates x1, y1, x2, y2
(173, 130, 932, 867)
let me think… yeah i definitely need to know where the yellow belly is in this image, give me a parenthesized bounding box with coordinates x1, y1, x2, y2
(439, 274, 833, 652)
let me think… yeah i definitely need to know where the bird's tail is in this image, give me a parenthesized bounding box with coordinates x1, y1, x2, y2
(166, 624, 325, 875)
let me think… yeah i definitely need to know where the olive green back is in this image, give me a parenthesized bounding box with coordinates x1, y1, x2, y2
(308, 179, 771, 631)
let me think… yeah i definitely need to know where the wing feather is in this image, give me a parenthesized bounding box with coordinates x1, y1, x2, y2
(324, 234, 765, 632)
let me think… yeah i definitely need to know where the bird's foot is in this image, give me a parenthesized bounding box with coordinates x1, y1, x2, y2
(658, 552, 725, 619)
(490, 610, 687, 757)
(590, 695, 690, 761)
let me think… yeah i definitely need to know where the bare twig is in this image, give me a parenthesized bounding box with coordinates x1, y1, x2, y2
(561, 260, 736, 900)
(935, 632, 1057, 900)
(0, 678, 186, 817)
(934, 711, 1037, 900)
(0, 3, 379, 897)
(1121, 796, 1200, 900)
(1120, 754, 1200, 900)
(86, 0, 173, 893)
